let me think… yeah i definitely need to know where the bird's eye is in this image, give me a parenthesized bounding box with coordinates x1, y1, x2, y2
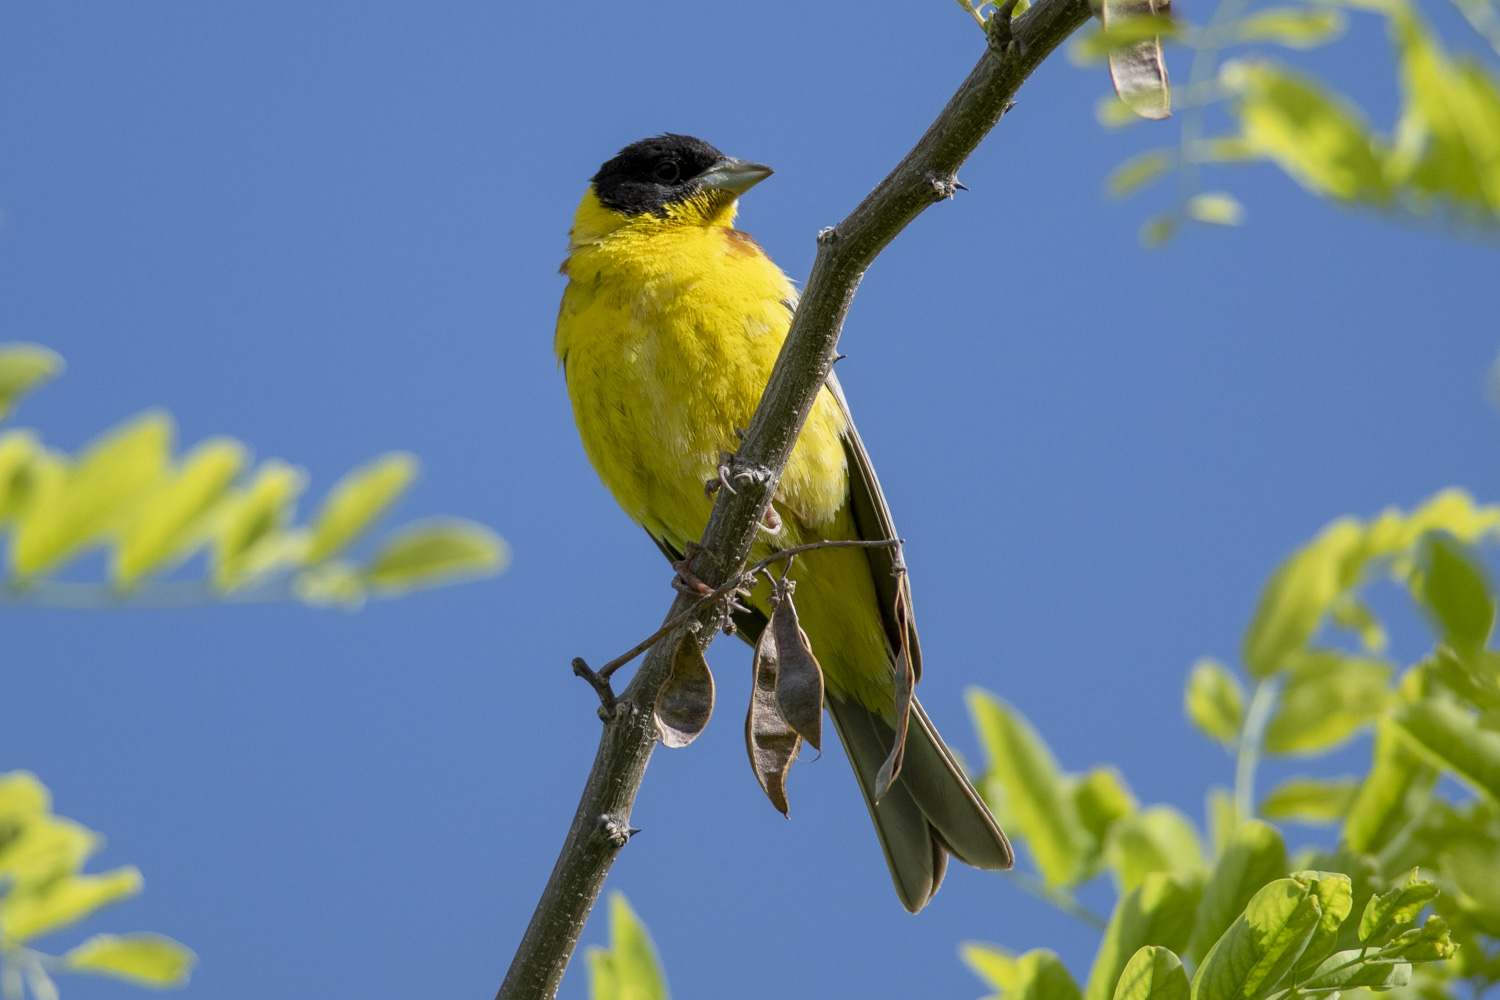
(653, 161, 681, 183)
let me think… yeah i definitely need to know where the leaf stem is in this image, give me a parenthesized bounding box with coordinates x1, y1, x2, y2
(0, 578, 296, 609)
(1234, 677, 1279, 822)
(1175, 0, 1255, 222)
(1000, 870, 1109, 931)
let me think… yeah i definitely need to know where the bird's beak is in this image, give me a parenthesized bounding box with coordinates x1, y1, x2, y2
(695, 157, 774, 195)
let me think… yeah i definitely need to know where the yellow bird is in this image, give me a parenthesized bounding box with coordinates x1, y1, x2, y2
(555, 134, 1013, 912)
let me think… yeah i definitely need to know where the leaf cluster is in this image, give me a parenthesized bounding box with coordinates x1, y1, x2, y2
(575, 490, 1500, 1000)
(0, 771, 195, 998)
(0, 344, 507, 609)
(1084, 0, 1500, 244)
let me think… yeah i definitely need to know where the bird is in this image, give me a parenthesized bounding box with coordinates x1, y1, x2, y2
(554, 133, 1013, 912)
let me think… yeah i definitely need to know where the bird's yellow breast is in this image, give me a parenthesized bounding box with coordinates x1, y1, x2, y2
(554, 190, 849, 556)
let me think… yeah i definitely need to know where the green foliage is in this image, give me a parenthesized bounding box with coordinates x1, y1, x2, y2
(586, 894, 669, 1000)
(964, 945, 1085, 1000)
(0, 345, 62, 421)
(0, 772, 195, 996)
(1186, 659, 1246, 747)
(581, 400, 1500, 1000)
(1076, 0, 1500, 244)
(952, 482, 1492, 1000)
(0, 344, 506, 608)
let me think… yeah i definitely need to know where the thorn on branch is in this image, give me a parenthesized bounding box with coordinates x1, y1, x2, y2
(925, 171, 963, 200)
(573, 657, 618, 713)
(599, 815, 634, 848)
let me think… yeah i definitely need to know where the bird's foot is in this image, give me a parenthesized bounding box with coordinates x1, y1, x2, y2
(704, 450, 738, 498)
(672, 543, 715, 596)
(760, 506, 783, 536)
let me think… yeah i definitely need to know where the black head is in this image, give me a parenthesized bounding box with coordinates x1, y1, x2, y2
(590, 134, 770, 217)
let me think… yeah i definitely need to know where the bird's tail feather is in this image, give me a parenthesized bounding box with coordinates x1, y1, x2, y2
(826, 693, 1012, 913)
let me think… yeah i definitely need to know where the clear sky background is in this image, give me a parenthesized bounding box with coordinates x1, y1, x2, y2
(2, 2, 1496, 999)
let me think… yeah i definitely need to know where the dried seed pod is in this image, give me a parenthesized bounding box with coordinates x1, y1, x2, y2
(1105, 0, 1170, 120)
(771, 592, 824, 753)
(654, 632, 715, 748)
(746, 621, 801, 816)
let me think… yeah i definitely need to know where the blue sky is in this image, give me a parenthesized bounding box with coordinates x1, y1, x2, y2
(1, 2, 1496, 999)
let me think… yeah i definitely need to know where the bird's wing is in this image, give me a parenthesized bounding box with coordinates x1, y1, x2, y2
(824, 369, 922, 684)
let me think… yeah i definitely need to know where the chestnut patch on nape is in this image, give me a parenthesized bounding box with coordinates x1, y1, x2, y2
(726, 228, 766, 257)
(591, 133, 726, 217)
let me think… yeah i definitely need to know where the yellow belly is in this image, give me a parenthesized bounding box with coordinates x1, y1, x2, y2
(555, 197, 894, 710)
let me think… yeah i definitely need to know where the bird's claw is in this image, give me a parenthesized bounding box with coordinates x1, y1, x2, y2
(672, 547, 715, 596)
(704, 450, 738, 497)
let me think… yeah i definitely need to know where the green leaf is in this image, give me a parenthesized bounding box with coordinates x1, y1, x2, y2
(1071, 14, 1179, 63)
(1220, 59, 1390, 204)
(0, 813, 99, 887)
(0, 772, 50, 821)
(364, 517, 509, 594)
(967, 947, 1084, 1000)
(1, 867, 143, 943)
(1190, 879, 1322, 1000)
(0, 343, 63, 419)
(1087, 874, 1200, 1000)
(1288, 870, 1353, 975)
(1329, 596, 1387, 653)
(967, 689, 1086, 886)
(1242, 519, 1364, 678)
(10, 411, 173, 577)
(1298, 949, 1412, 992)
(1187, 193, 1247, 226)
(211, 459, 306, 590)
(63, 933, 196, 987)
(305, 451, 419, 564)
(1186, 659, 1245, 747)
(1438, 835, 1500, 928)
(0, 430, 40, 523)
(1359, 869, 1441, 946)
(113, 437, 247, 587)
(1390, 697, 1500, 801)
(1075, 767, 1139, 844)
(1379, 914, 1457, 962)
(1140, 212, 1180, 247)
(1112, 947, 1189, 1000)
(292, 560, 367, 610)
(1263, 650, 1391, 755)
(963, 942, 1020, 997)
(1388, 12, 1500, 218)
(1344, 718, 1436, 854)
(1108, 806, 1206, 893)
(1098, 93, 1148, 129)
(1259, 776, 1359, 824)
(1107, 149, 1176, 198)
(1188, 820, 1288, 963)
(1423, 647, 1500, 711)
(1206, 786, 1238, 859)
(1414, 535, 1495, 655)
(586, 893, 668, 1000)
(1233, 7, 1346, 48)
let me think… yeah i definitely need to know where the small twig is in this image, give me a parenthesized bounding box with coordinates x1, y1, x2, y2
(589, 538, 903, 683)
(571, 658, 617, 714)
(1000, 869, 1109, 931)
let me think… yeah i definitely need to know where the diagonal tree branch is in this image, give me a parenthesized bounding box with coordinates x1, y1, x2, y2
(495, 4, 1094, 997)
